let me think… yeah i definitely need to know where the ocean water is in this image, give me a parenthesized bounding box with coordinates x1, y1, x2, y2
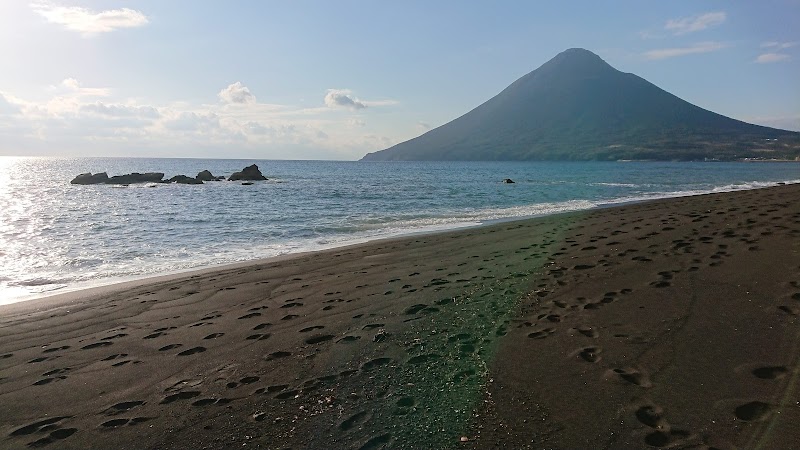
(1, 157, 798, 305)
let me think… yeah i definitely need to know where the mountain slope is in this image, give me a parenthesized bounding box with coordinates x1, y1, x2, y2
(361, 48, 800, 161)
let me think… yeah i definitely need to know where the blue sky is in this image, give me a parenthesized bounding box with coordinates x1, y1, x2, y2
(0, 1, 798, 160)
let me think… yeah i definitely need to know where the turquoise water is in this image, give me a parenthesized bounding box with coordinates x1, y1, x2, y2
(1, 157, 797, 304)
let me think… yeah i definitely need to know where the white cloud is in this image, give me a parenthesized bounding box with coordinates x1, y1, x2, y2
(0, 81, 402, 159)
(665, 12, 726, 35)
(218, 82, 257, 104)
(162, 111, 221, 131)
(347, 118, 366, 127)
(754, 53, 791, 63)
(57, 78, 111, 97)
(80, 102, 160, 118)
(325, 89, 367, 109)
(643, 42, 727, 60)
(31, 2, 149, 35)
(0, 93, 22, 115)
(761, 41, 798, 50)
(417, 121, 432, 130)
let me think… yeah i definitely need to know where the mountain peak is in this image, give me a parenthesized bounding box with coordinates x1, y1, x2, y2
(537, 47, 615, 75)
(361, 48, 800, 161)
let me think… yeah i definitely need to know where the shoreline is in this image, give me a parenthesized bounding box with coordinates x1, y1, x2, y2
(1, 183, 799, 449)
(4, 179, 798, 308)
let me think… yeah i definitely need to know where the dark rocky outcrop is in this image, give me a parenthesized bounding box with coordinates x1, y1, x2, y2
(503, 178, 515, 184)
(228, 164, 267, 181)
(196, 170, 224, 182)
(108, 173, 165, 184)
(71, 172, 110, 185)
(167, 175, 204, 185)
(71, 172, 164, 185)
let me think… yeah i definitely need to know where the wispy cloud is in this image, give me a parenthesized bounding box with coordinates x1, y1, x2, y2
(30, 2, 148, 35)
(218, 82, 257, 104)
(324, 89, 367, 110)
(665, 12, 726, 35)
(643, 42, 727, 60)
(754, 53, 791, 63)
(417, 121, 432, 131)
(761, 41, 799, 50)
(755, 42, 797, 63)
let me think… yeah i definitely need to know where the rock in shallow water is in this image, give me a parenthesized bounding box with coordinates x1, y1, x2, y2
(167, 175, 204, 185)
(71, 172, 164, 185)
(229, 164, 267, 181)
(196, 170, 224, 181)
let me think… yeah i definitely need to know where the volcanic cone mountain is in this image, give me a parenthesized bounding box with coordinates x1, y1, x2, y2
(361, 48, 800, 161)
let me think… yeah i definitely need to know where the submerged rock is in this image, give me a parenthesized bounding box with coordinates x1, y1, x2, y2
(229, 164, 267, 181)
(167, 175, 204, 185)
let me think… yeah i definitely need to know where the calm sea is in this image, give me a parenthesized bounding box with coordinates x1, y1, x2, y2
(1, 157, 798, 304)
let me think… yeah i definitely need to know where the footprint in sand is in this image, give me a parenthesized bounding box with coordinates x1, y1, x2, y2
(27, 427, 78, 446)
(32, 376, 67, 386)
(143, 332, 165, 339)
(361, 357, 392, 371)
(274, 389, 299, 400)
(644, 429, 691, 448)
(160, 391, 201, 404)
(42, 345, 71, 354)
(528, 328, 556, 339)
(359, 434, 393, 450)
(177, 347, 206, 356)
(734, 401, 772, 421)
(339, 411, 368, 431)
(575, 326, 599, 338)
(238, 312, 262, 320)
(611, 367, 652, 387)
(191, 398, 232, 407)
(9, 416, 72, 437)
(577, 347, 602, 363)
(305, 335, 334, 345)
(266, 351, 291, 360)
(81, 341, 113, 350)
(752, 366, 787, 379)
(158, 344, 182, 352)
(104, 401, 145, 415)
(635, 404, 667, 429)
(246, 333, 271, 340)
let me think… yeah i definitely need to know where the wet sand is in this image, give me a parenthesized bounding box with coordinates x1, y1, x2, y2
(1, 184, 799, 449)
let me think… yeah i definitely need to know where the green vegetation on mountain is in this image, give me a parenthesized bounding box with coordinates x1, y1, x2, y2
(361, 48, 800, 161)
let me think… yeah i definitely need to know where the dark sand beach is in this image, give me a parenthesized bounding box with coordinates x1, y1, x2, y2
(1, 184, 799, 449)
